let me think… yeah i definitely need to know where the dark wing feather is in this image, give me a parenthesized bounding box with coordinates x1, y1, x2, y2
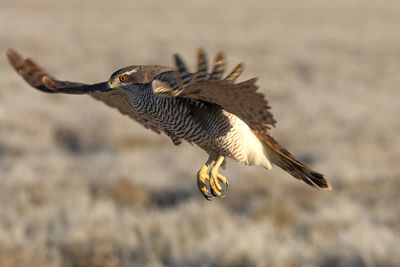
(5, 48, 162, 134)
(152, 49, 276, 133)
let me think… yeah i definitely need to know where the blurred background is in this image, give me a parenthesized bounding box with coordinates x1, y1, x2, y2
(1, 0, 400, 266)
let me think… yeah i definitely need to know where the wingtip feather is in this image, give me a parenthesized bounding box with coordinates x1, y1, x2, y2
(5, 48, 24, 70)
(5, 48, 16, 58)
(197, 47, 205, 57)
(322, 181, 333, 191)
(215, 51, 224, 62)
(5, 48, 18, 58)
(223, 62, 244, 83)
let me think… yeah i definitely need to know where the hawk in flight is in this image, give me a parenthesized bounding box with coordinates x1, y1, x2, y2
(6, 48, 331, 200)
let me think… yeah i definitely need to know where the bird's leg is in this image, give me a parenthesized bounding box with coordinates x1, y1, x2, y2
(197, 156, 214, 200)
(209, 156, 229, 197)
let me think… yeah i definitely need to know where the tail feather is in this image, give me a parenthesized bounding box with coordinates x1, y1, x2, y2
(255, 132, 331, 190)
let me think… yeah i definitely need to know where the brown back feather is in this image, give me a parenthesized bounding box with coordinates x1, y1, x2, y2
(153, 49, 276, 132)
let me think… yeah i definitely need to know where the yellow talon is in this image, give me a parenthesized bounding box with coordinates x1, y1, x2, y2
(215, 173, 227, 191)
(197, 155, 229, 199)
(209, 156, 228, 197)
(209, 174, 222, 197)
(198, 172, 211, 198)
(197, 157, 213, 200)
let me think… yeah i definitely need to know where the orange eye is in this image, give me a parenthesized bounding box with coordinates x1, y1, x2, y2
(119, 75, 127, 82)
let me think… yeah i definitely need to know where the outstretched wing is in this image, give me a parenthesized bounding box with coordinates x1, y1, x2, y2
(6, 48, 162, 134)
(152, 49, 276, 133)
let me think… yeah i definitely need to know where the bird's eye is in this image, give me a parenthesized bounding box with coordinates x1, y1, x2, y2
(119, 75, 127, 82)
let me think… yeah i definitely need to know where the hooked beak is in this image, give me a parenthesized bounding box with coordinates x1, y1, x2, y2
(107, 79, 124, 90)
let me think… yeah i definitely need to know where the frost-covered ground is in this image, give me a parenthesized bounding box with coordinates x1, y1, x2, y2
(0, 0, 399, 266)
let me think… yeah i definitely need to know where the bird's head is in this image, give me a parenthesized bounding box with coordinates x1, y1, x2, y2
(108, 66, 141, 89)
(107, 65, 173, 89)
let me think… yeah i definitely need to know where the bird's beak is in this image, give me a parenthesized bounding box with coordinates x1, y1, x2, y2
(108, 80, 123, 89)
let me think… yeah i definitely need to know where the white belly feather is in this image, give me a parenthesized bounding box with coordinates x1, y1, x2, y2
(229, 114, 273, 169)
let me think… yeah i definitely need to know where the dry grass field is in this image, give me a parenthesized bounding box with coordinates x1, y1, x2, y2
(1, 0, 400, 266)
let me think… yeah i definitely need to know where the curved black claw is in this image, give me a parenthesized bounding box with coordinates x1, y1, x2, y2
(201, 185, 213, 201)
(218, 181, 230, 198)
(204, 194, 213, 201)
(210, 186, 219, 197)
(209, 180, 229, 198)
(200, 189, 213, 201)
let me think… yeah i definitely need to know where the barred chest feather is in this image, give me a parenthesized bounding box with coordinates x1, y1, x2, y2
(130, 88, 272, 169)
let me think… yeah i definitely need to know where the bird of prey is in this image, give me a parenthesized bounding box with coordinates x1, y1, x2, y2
(6, 48, 331, 200)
